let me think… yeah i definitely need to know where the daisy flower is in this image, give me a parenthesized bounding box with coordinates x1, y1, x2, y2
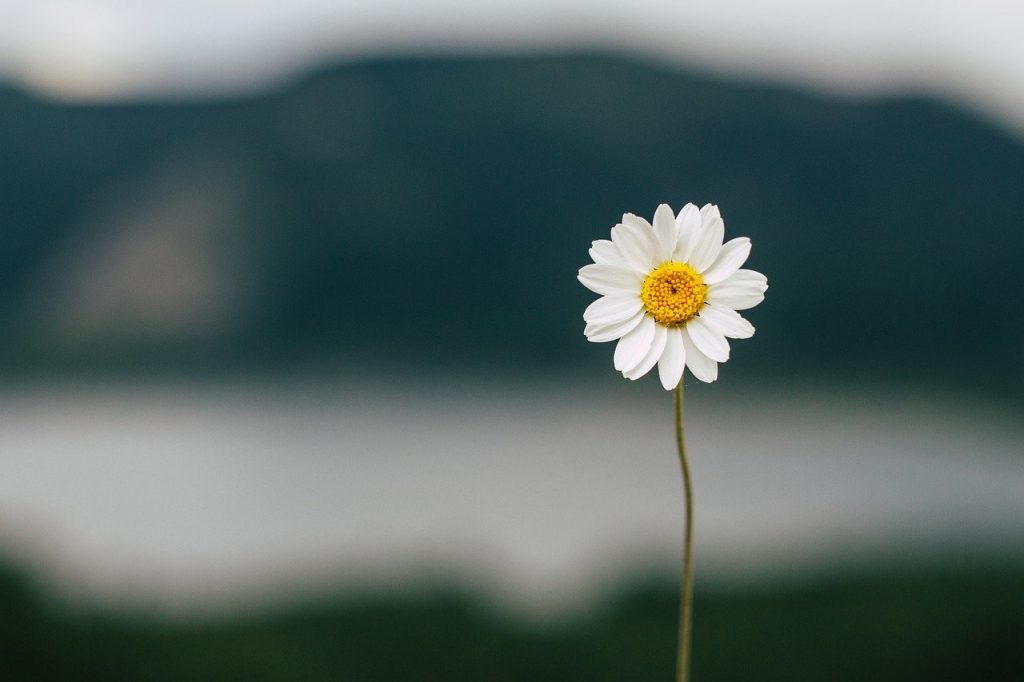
(578, 203, 767, 388)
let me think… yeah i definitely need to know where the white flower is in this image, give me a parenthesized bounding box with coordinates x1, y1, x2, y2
(578, 203, 767, 388)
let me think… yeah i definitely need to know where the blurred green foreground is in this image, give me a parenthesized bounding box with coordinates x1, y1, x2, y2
(3, 560, 1021, 681)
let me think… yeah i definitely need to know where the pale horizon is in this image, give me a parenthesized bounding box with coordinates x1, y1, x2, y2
(2, 1, 1024, 136)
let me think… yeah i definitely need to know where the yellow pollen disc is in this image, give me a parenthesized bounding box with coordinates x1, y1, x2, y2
(640, 262, 708, 326)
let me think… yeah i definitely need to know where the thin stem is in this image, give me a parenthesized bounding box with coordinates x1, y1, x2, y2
(674, 381, 694, 682)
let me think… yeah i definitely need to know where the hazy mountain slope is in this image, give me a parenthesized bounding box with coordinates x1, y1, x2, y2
(0, 54, 1021, 391)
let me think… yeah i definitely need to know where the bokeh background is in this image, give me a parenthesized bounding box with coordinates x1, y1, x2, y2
(1, 1, 1022, 680)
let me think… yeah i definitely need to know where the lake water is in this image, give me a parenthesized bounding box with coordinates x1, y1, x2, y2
(0, 380, 1021, 616)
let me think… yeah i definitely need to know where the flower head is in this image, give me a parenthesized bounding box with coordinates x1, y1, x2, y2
(578, 203, 767, 388)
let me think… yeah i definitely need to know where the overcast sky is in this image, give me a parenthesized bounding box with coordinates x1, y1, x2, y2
(2, 0, 1024, 135)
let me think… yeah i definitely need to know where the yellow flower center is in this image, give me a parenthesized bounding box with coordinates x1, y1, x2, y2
(640, 262, 707, 326)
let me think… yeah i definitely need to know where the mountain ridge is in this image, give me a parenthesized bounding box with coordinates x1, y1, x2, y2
(1, 52, 1021, 393)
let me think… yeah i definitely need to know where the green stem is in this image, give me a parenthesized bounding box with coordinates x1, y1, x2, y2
(674, 381, 694, 682)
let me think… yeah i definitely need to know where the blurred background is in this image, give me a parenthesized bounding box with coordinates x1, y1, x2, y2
(1, 1, 1023, 679)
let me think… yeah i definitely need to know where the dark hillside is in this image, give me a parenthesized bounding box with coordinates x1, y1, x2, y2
(1, 53, 1021, 392)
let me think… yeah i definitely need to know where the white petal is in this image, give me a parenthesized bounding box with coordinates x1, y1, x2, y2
(608, 228, 648, 274)
(700, 237, 751, 284)
(681, 328, 718, 383)
(651, 204, 677, 262)
(583, 295, 643, 325)
(706, 269, 768, 311)
(658, 327, 686, 390)
(622, 212, 653, 233)
(707, 290, 765, 311)
(700, 204, 721, 223)
(578, 263, 642, 296)
(588, 239, 621, 266)
(613, 216, 657, 273)
(585, 309, 644, 343)
(699, 302, 755, 339)
(720, 268, 768, 289)
(688, 205, 725, 273)
(624, 323, 667, 380)
(685, 316, 730, 362)
(673, 203, 701, 261)
(613, 316, 656, 371)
